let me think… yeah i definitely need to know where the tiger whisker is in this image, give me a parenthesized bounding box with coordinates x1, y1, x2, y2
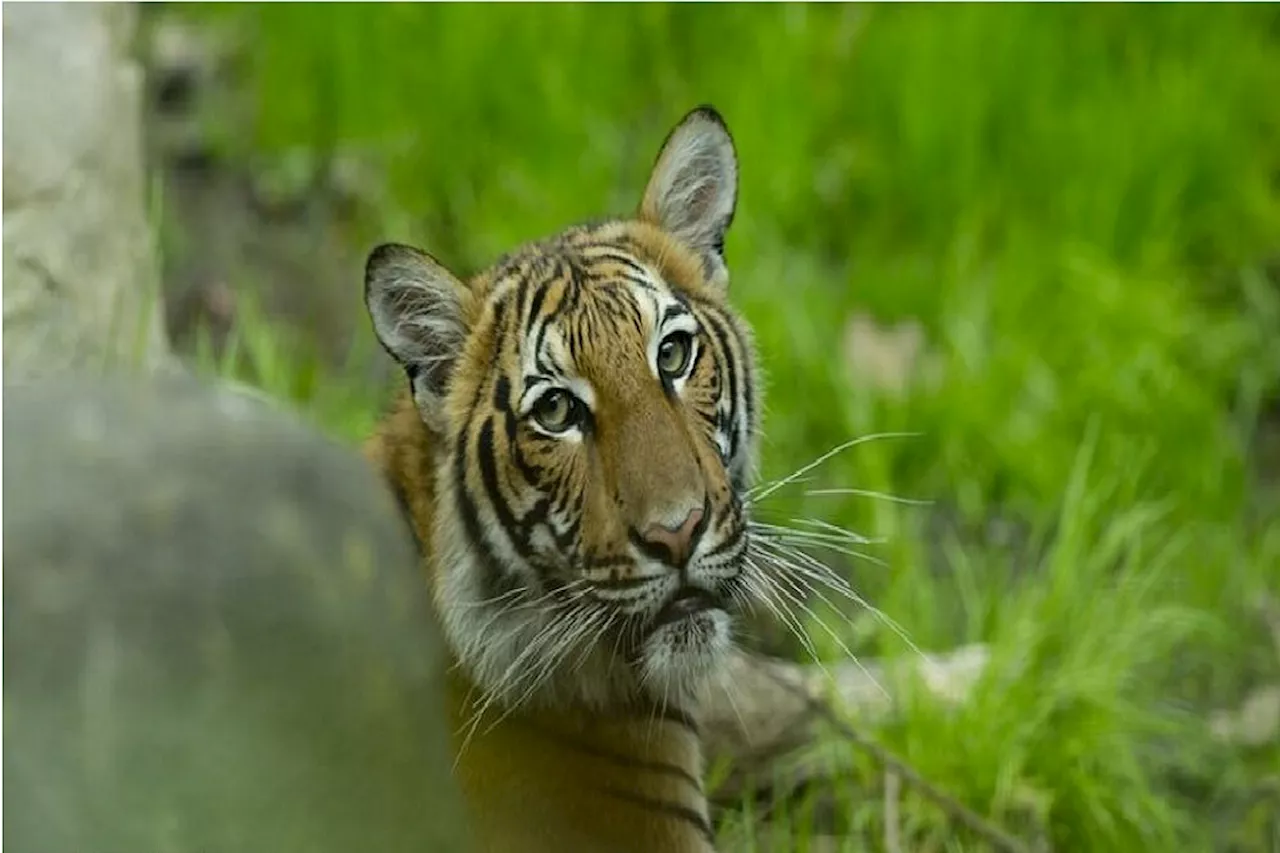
(752, 536, 878, 611)
(757, 551, 889, 699)
(746, 432, 922, 505)
(715, 663, 751, 740)
(640, 644, 676, 747)
(603, 610, 632, 675)
(461, 580, 588, 646)
(738, 559, 804, 644)
(754, 538, 882, 616)
(517, 597, 605, 690)
(802, 487, 934, 507)
(742, 556, 834, 686)
(518, 606, 596, 692)
(450, 580, 591, 676)
(456, 585, 527, 610)
(788, 516, 888, 545)
(725, 578, 757, 617)
(457, 599, 593, 758)
(494, 605, 610, 729)
(753, 536, 927, 662)
(470, 622, 582, 744)
(570, 610, 617, 675)
(750, 519, 885, 550)
(743, 553, 894, 701)
(749, 536, 860, 597)
(458, 625, 557, 756)
(769, 533, 891, 570)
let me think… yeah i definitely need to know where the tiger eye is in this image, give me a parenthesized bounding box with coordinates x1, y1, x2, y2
(657, 332, 693, 379)
(532, 389, 578, 433)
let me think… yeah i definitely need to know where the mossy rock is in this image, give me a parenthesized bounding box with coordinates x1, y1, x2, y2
(3, 373, 470, 852)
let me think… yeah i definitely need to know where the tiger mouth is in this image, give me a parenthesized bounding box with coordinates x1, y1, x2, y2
(652, 586, 724, 628)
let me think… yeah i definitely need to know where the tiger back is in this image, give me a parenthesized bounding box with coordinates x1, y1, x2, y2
(365, 106, 762, 852)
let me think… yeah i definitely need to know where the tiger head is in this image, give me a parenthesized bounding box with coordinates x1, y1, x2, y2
(365, 107, 761, 715)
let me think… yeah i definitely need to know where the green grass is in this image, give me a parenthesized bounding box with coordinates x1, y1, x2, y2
(169, 4, 1280, 850)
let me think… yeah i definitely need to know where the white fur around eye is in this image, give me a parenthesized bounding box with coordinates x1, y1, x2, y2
(539, 424, 585, 445)
(517, 323, 598, 442)
(523, 385, 591, 443)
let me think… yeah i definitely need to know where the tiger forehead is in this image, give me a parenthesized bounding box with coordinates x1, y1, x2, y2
(493, 245, 685, 387)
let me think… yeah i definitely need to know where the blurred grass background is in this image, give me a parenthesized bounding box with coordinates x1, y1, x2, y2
(150, 4, 1280, 850)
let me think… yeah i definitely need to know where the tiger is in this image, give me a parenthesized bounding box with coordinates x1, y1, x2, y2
(365, 106, 764, 853)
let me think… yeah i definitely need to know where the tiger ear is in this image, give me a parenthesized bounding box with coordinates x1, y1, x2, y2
(640, 105, 738, 284)
(365, 242, 471, 431)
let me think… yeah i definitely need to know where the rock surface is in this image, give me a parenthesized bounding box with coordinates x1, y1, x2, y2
(3, 4, 170, 376)
(3, 374, 469, 852)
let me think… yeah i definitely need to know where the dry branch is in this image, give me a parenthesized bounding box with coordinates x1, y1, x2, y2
(702, 645, 1045, 852)
(703, 644, 990, 771)
(704, 641, 1269, 850)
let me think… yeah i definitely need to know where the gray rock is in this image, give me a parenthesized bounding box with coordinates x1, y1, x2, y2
(3, 374, 470, 852)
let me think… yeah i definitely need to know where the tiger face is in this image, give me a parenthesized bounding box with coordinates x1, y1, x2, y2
(366, 107, 760, 714)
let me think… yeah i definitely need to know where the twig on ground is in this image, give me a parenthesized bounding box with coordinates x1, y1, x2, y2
(759, 664, 1041, 853)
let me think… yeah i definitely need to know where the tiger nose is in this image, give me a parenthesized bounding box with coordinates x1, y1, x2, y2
(641, 507, 705, 568)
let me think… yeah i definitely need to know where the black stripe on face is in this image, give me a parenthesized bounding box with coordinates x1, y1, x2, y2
(541, 487, 583, 555)
(485, 292, 512, 372)
(724, 313, 757, 450)
(476, 416, 537, 565)
(689, 335, 709, 377)
(623, 272, 662, 295)
(446, 289, 526, 595)
(592, 281, 640, 328)
(513, 275, 531, 329)
(583, 554, 632, 571)
(497, 373, 551, 493)
(527, 281, 548, 334)
(477, 406, 579, 574)
(502, 271, 589, 572)
(494, 375, 513, 412)
(447, 268, 592, 594)
(595, 787, 715, 845)
(721, 315, 755, 464)
(695, 407, 718, 434)
(660, 302, 688, 326)
(695, 306, 741, 461)
(590, 573, 662, 591)
(577, 246, 649, 275)
(534, 261, 573, 360)
(701, 522, 744, 560)
(452, 419, 524, 604)
(562, 258, 586, 313)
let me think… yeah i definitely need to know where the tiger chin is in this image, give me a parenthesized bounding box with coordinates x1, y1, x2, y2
(365, 106, 760, 853)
